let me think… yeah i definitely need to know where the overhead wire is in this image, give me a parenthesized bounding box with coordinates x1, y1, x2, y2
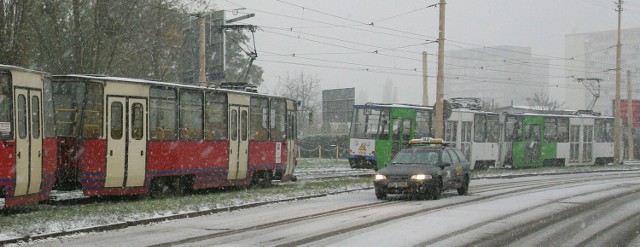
(223, 0, 640, 89)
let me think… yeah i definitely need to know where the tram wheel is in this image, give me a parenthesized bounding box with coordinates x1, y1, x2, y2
(260, 171, 273, 187)
(150, 177, 170, 199)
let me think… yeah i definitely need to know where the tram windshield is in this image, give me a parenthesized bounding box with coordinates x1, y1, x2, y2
(0, 73, 12, 138)
(350, 107, 390, 139)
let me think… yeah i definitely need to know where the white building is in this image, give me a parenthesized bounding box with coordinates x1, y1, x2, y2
(444, 46, 550, 108)
(565, 27, 640, 115)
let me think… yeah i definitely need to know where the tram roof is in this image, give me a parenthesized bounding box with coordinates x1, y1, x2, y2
(514, 112, 614, 119)
(356, 102, 434, 110)
(52, 74, 295, 101)
(0, 64, 49, 75)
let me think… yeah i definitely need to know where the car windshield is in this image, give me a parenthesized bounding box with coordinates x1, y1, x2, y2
(391, 148, 440, 165)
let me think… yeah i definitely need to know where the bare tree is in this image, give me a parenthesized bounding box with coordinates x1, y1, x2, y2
(526, 91, 564, 111)
(275, 72, 321, 136)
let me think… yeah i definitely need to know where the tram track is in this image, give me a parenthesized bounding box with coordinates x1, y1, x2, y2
(420, 182, 640, 246)
(3, 171, 638, 246)
(146, 172, 640, 246)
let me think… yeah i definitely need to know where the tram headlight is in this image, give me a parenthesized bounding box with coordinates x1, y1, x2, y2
(375, 174, 387, 181)
(411, 174, 432, 181)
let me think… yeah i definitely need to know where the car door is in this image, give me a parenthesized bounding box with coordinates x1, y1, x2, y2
(440, 149, 456, 189)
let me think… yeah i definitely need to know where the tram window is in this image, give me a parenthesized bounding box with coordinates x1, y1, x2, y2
(31, 96, 40, 139)
(0, 74, 12, 138)
(43, 78, 55, 138)
(595, 118, 614, 142)
(241, 110, 248, 141)
(150, 87, 177, 140)
(230, 109, 238, 141)
(204, 92, 227, 141)
(271, 99, 286, 141)
(52, 80, 85, 137)
(250, 97, 269, 141)
(373, 110, 386, 139)
(512, 117, 523, 142)
(474, 114, 487, 142)
(583, 125, 593, 162)
(445, 120, 457, 142)
(505, 116, 516, 141)
(487, 115, 499, 142)
(17, 95, 27, 139)
(544, 117, 558, 142)
(81, 83, 103, 138)
(415, 110, 431, 138)
(557, 118, 569, 142)
(110, 102, 123, 140)
(179, 90, 203, 140)
(350, 108, 363, 138)
(392, 119, 401, 140)
(595, 119, 605, 142)
(131, 103, 144, 140)
(288, 111, 296, 140)
(605, 119, 614, 142)
(402, 119, 411, 140)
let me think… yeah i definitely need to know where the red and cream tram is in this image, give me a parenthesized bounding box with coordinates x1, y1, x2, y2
(0, 65, 55, 208)
(49, 75, 298, 198)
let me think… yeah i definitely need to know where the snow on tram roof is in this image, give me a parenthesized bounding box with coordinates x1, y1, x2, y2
(358, 102, 433, 110)
(53, 74, 293, 100)
(517, 112, 613, 118)
(0, 64, 49, 75)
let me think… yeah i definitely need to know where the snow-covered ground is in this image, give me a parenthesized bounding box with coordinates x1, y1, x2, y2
(2, 159, 639, 245)
(14, 170, 640, 246)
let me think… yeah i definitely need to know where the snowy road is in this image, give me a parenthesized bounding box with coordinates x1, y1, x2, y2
(24, 171, 640, 246)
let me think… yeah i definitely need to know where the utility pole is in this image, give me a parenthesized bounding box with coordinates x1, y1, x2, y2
(435, 0, 446, 139)
(627, 70, 634, 160)
(198, 14, 207, 87)
(422, 51, 429, 105)
(614, 0, 623, 164)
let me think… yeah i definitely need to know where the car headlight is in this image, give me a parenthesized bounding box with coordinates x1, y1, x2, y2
(375, 174, 387, 181)
(411, 174, 432, 181)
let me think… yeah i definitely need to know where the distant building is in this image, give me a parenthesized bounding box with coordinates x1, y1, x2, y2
(322, 88, 357, 134)
(565, 27, 640, 115)
(444, 45, 550, 108)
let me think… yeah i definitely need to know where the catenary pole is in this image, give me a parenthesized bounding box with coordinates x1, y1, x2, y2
(614, 0, 623, 164)
(199, 15, 207, 87)
(422, 51, 429, 106)
(435, 0, 446, 139)
(627, 70, 634, 160)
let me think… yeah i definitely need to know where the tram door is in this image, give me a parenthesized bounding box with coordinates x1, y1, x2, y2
(105, 97, 147, 188)
(285, 102, 296, 176)
(525, 123, 542, 163)
(13, 88, 43, 196)
(227, 94, 249, 180)
(391, 117, 412, 156)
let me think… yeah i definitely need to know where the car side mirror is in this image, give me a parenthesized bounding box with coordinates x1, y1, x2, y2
(439, 162, 451, 169)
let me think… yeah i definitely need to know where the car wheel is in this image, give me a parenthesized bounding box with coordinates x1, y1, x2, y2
(457, 175, 469, 195)
(431, 178, 443, 200)
(375, 189, 387, 200)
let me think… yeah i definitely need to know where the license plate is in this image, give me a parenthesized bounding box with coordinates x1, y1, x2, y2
(388, 182, 408, 188)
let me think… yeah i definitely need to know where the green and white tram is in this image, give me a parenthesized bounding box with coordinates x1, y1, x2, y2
(503, 111, 614, 168)
(347, 103, 434, 171)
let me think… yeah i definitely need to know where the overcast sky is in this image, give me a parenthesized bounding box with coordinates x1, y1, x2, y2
(211, 0, 640, 105)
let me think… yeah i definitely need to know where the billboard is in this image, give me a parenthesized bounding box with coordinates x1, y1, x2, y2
(616, 100, 640, 127)
(322, 88, 355, 123)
